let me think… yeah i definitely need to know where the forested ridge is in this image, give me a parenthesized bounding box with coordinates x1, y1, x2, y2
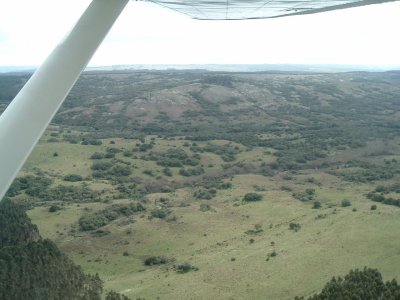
(296, 268, 400, 299)
(0, 199, 129, 300)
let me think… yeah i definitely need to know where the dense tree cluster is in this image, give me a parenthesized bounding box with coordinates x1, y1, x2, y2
(0, 198, 40, 248)
(295, 267, 400, 300)
(335, 161, 399, 183)
(292, 188, 316, 202)
(0, 73, 30, 102)
(190, 142, 240, 162)
(367, 183, 400, 208)
(0, 199, 103, 300)
(105, 291, 131, 300)
(179, 166, 204, 177)
(79, 202, 145, 231)
(145, 148, 200, 168)
(6, 175, 52, 198)
(194, 188, 217, 200)
(6, 175, 102, 203)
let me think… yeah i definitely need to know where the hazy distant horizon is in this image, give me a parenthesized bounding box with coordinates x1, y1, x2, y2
(1, 63, 400, 74)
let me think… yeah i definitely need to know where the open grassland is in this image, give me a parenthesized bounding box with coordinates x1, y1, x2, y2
(23, 134, 400, 300)
(27, 173, 400, 299)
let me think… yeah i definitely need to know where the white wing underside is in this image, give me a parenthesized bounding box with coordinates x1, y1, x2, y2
(148, 0, 398, 20)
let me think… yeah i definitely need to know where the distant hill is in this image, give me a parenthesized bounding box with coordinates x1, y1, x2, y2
(2, 64, 399, 74)
(86, 64, 400, 73)
(0, 66, 35, 73)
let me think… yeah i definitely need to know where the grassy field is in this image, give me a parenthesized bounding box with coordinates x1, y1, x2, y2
(22, 135, 400, 300)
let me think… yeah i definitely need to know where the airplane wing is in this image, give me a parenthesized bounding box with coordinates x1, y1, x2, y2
(148, 0, 398, 20)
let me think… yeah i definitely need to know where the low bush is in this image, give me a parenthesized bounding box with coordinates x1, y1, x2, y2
(341, 199, 351, 207)
(289, 223, 301, 232)
(175, 262, 197, 273)
(144, 256, 170, 266)
(48, 205, 61, 213)
(63, 174, 83, 182)
(243, 193, 263, 202)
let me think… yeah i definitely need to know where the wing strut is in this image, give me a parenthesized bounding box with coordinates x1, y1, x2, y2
(0, 0, 129, 201)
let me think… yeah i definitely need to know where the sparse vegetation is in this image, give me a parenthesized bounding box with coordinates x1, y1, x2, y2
(245, 224, 263, 235)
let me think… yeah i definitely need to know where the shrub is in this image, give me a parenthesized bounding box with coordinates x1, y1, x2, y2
(175, 263, 196, 273)
(63, 174, 83, 182)
(179, 167, 204, 177)
(341, 199, 351, 207)
(219, 182, 232, 189)
(312, 201, 321, 209)
(48, 205, 61, 213)
(162, 168, 172, 176)
(143, 169, 154, 177)
(243, 193, 263, 202)
(90, 152, 104, 159)
(289, 223, 301, 232)
(108, 165, 132, 176)
(123, 151, 133, 157)
(106, 147, 122, 154)
(150, 207, 169, 219)
(305, 188, 315, 195)
(371, 204, 377, 210)
(199, 203, 212, 212)
(87, 139, 102, 145)
(104, 152, 115, 159)
(270, 250, 277, 257)
(144, 256, 169, 266)
(79, 214, 108, 231)
(106, 291, 131, 300)
(194, 189, 216, 200)
(91, 162, 112, 171)
(245, 224, 263, 235)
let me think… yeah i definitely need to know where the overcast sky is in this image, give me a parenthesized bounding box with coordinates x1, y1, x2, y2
(1, 0, 400, 67)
